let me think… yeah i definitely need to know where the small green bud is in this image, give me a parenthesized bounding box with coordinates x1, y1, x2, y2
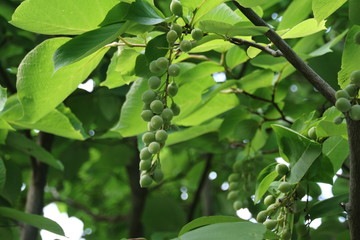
(278, 182, 292, 193)
(170, 0, 183, 16)
(335, 89, 350, 99)
(263, 219, 277, 230)
(142, 132, 155, 145)
(168, 64, 180, 77)
(148, 141, 161, 154)
(140, 174, 153, 187)
(179, 40, 192, 52)
(335, 98, 351, 112)
(140, 147, 152, 160)
(139, 160, 151, 171)
(256, 210, 268, 223)
(276, 164, 289, 176)
(334, 116, 343, 125)
(171, 103, 181, 116)
(149, 60, 161, 73)
(150, 100, 164, 114)
(141, 110, 154, 122)
(350, 104, 360, 121)
(167, 82, 178, 97)
(161, 108, 174, 121)
(307, 126, 317, 140)
(171, 23, 182, 37)
(191, 29, 203, 41)
(150, 115, 164, 129)
(167, 30, 178, 45)
(264, 195, 275, 206)
(148, 76, 161, 89)
(142, 90, 157, 103)
(155, 130, 168, 142)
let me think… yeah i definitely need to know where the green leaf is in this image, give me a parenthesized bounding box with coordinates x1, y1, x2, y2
(192, 0, 226, 24)
(6, 132, 64, 170)
(255, 171, 278, 202)
(17, 38, 108, 123)
(177, 222, 266, 240)
(281, 19, 327, 39)
(239, 70, 274, 93)
(272, 125, 322, 183)
(226, 46, 248, 69)
(0, 86, 7, 112)
(199, 20, 268, 37)
(197, 3, 242, 25)
(111, 78, 147, 137)
(0, 207, 65, 236)
(312, 0, 346, 22)
(0, 161, 22, 204)
(349, 0, 360, 25)
(10, 0, 118, 35)
(308, 194, 348, 220)
(166, 119, 223, 146)
(322, 136, 349, 172)
(179, 216, 244, 236)
(277, 0, 312, 30)
(338, 26, 360, 88)
(0, 158, 5, 193)
(53, 23, 125, 71)
(125, 0, 164, 25)
(309, 30, 348, 57)
(235, 0, 269, 8)
(99, 2, 131, 26)
(145, 34, 169, 62)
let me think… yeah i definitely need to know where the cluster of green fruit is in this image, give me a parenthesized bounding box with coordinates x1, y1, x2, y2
(334, 70, 360, 122)
(256, 164, 306, 240)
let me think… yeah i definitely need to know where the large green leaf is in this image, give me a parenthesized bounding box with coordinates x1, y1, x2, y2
(255, 171, 278, 202)
(277, 0, 312, 30)
(111, 78, 147, 137)
(0, 207, 65, 236)
(17, 38, 108, 123)
(192, 0, 226, 24)
(6, 132, 64, 170)
(312, 0, 346, 22)
(338, 26, 360, 88)
(235, 0, 269, 8)
(175, 222, 266, 240)
(10, 0, 118, 35)
(308, 194, 348, 220)
(199, 20, 268, 37)
(179, 216, 244, 236)
(197, 3, 242, 25)
(239, 70, 273, 94)
(281, 19, 327, 39)
(125, 0, 164, 25)
(272, 125, 322, 183)
(54, 23, 126, 70)
(349, 0, 360, 25)
(322, 136, 349, 172)
(0, 158, 5, 193)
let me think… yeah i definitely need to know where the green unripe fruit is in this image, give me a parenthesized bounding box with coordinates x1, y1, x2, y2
(171, 103, 181, 116)
(140, 174, 153, 188)
(141, 110, 154, 122)
(139, 160, 151, 171)
(345, 84, 358, 97)
(142, 132, 155, 145)
(335, 98, 351, 112)
(170, 0, 183, 16)
(280, 229, 291, 240)
(148, 76, 161, 89)
(153, 169, 164, 182)
(233, 200, 243, 210)
(161, 108, 174, 121)
(276, 164, 289, 176)
(140, 147, 152, 160)
(354, 32, 360, 45)
(155, 130, 168, 142)
(148, 141, 161, 154)
(167, 30, 178, 45)
(335, 89, 350, 99)
(168, 64, 180, 77)
(266, 203, 279, 212)
(350, 104, 360, 121)
(229, 182, 239, 191)
(264, 195, 275, 206)
(179, 40, 192, 52)
(334, 116, 343, 125)
(148, 122, 157, 131)
(263, 219, 277, 230)
(228, 173, 240, 182)
(350, 70, 360, 86)
(149, 60, 161, 73)
(278, 182, 292, 193)
(307, 126, 317, 140)
(150, 100, 164, 114)
(150, 115, 164, 129)
(171, 23, 182, 37)
(296, 185, 306, 199)
(256, 210, 268, 223)
(142, 90, 157, 103)
(143, 103, 151, 110)
(227, 191, 238, 200)
(156, 57, 169, 70)
(191, 28, 203, 41)
(167, 82, 178, 97)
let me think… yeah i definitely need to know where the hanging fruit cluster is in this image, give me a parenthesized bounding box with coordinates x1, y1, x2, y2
(139, 0, 204, 188)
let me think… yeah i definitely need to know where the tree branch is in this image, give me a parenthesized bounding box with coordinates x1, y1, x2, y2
(229, 37, 283, 57)
(231, 1, 336, 104)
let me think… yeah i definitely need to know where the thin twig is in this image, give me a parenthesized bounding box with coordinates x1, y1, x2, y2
(229, 37, 283, 57)
(336, 174, 350, 180)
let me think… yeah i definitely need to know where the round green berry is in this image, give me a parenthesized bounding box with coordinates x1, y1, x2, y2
(229, 182, 239, 191)
(350, 70, 360, 86)
(350, 104, 360, 121)
(148, 76, 161, 89)
(263, 219, 277, 230)
(141, 110, 153, 122)
(171, 103, 181, 116)
(334, 116, 343, 125)
(345, 84, 358, 97)
(191, 28, 203, 41)
(140, 147, 152, 160)
(233, 200, 243, 210)
(139, 160, 151, 171)
(156, 57, 169, 70)
(227, 191, 238, 200)
(167, 30, 178, 45)
(278, 182, 292, 193)
(148, 141, 161, 154)
(153, 169, 164, 182)
(179, 40, 192, 52)
(155, 130, 168, 142)
(307, 127, 317, 140)
(276, 164, 289, 176)
(170, 0, 183, 16)
(140, 174, 153, 188)
(354, 32, 360, 45)
(256, 210, 268, 223)
(161, 108, 174, 121)
(142, 90, 157, 103)
(264, 195, 275, 206)
(228, 173, 240, 182)
(335, 89, 350, 99)
(150, 100, 164, 114)
(150, 115, 164, 129)
(167, 82, 178, 97)
(335, 98, 351, 112)
(149, 60, 161, 73)
(142, 132, 155, 145)
(266, 203, 279, 213)
(171, 23, 182, 37)
(168, 64, 180, 77)
(148, 122, 157, 131)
